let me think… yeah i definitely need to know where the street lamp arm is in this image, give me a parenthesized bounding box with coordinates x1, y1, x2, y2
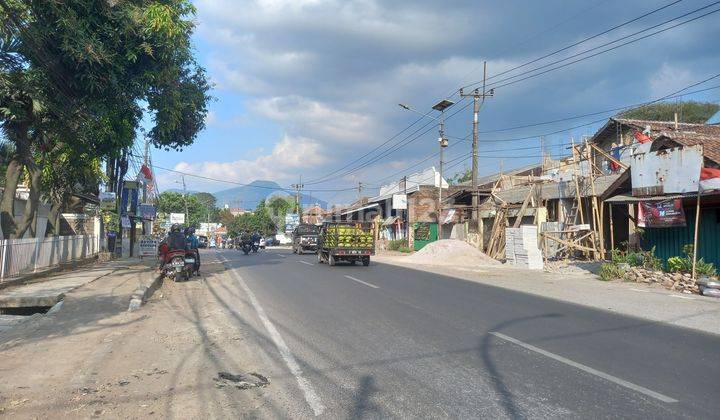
(398, 103, 441, 122)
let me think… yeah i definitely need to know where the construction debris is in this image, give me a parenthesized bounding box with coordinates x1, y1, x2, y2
(624, 267, 700, 294)
(505, 226, 543, 270)
(405, 239, 500, 267)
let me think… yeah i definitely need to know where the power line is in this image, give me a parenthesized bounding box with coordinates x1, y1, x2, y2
(461, 0, 686, 91)
(483, 3, 720, 91)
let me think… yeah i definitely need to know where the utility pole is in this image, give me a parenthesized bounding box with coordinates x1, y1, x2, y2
(291, 175, 303, 214)
(357, 182, 364, 201)
(459, 61, 494, 234)
(402, 176, 408, 239)
(438, 114, 448, 239)
(182, 175, 188, 225)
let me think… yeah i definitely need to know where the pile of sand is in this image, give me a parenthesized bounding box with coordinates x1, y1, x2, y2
(404, 239, 501, 267)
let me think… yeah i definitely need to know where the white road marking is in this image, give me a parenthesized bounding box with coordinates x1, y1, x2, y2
(629, 288, 649, 292)
(221, 256, 325, 416)
(669, 295, 695, 300)
(489, 331, 678, 403)
(298, 260, 314, 266)
(344, 275, 379, 289)
(278, 254, 287, 258)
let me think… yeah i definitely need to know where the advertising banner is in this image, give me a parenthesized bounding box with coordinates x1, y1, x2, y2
(138, 235, 159, 257)
(285, 213, 300, 233)
(638, 199, 686, 228)
(169, 213, 186, 224)
(137, 204, 156, 220)
(392, 194, 407, 210)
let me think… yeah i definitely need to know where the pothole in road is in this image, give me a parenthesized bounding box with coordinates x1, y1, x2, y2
(213, 371, 269, 390)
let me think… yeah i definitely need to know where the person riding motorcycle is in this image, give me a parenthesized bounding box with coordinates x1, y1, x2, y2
(158, 224, 186, 270)
(185, 227, 200, 272)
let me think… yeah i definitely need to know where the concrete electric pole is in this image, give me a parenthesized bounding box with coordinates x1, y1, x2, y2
(291, 176, 304, 214)
(459, 61, 494, 234)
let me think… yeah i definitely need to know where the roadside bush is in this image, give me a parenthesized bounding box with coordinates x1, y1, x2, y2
(666, 244, 717, 277)
(611, 247, 662, 271)
(599, 262, 626, 281)
(388, 239, 410, 252)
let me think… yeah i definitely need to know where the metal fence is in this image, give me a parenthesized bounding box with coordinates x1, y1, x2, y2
(0, 235, 100, 282)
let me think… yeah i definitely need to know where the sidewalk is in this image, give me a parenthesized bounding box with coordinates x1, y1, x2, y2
(373, 253, 720, 336)
(0, 258, 158, 334)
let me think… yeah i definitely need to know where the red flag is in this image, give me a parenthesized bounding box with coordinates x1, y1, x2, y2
(700, 167, 720, 191)
(633, 131, 652, 144)
(140, 164, 153, 181)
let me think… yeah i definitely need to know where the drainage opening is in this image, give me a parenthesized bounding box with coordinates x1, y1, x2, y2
(0, 306, 51, 316)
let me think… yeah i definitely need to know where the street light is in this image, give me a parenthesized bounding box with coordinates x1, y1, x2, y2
(398, 99, 454, 240)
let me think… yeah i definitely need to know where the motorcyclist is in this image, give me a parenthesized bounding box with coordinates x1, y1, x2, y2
(158, 224, 186, 270)
(185, 227, 200, 272)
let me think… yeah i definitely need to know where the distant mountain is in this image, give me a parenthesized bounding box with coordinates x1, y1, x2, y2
(212, 180, 328, 210)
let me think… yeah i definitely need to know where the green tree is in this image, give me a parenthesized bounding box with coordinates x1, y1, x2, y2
(156, 191, 214, 229)
(0, 1, 210, 238)
(266, 195, 295, 231)
(619, 101, 719, 124)
(449, 169, 471, 185)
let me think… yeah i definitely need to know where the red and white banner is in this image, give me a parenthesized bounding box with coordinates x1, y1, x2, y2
(700, 167, 720, 191)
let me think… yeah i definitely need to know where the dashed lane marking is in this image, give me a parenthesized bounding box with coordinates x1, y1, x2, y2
(489, 332, 678, 403)
(298, 261, 314, 266)
(344, 275, 379, 289)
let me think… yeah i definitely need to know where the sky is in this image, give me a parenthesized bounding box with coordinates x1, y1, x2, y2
(150, 0, 720, 205)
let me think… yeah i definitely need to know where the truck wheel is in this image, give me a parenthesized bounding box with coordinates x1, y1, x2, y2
(362, 257, 370, 266)
(317, 252, 323, 264)
(329, 254, 336, 266)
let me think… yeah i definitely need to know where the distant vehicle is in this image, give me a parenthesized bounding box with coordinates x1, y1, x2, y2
(264, 236, 277, 247)
(292, 223, 319, 254)
(198, 235, 208, 248)
(317, 222, 374, 266)
(209, 239, 217, 248)
(275, 233, 292, 245)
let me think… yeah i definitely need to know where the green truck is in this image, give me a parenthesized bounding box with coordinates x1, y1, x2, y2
(317, 222, 374, 266)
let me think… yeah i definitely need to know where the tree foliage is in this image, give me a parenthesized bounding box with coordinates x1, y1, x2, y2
(0, 0, 210, 238)
(227, 201, 280, 237)
(619, 101, 719, 124)
(156, 191, 215, 229)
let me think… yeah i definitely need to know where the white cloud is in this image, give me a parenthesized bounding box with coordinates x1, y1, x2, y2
(159, 134, 327, 191)
(649, 63, 694, 99)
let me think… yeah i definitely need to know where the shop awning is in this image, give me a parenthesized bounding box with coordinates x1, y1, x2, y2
(340, 203, 379, 216)
(383, 216, 400, 226)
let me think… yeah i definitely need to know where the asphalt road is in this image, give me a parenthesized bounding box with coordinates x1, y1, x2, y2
(210, 247, 720, 419)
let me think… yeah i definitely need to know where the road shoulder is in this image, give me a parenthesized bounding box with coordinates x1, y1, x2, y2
(373, 254, 720, 336)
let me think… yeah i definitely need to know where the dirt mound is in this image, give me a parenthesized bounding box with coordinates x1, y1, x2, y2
(405, 239, 501, 267)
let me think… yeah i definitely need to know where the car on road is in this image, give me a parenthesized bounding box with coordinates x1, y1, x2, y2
(292, 223, 320, 254)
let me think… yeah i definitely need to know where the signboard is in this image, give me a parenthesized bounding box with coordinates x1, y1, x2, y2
(123, 180, 140, 190)
(138, 204, 156, 220)
(392, 194, 407, 210)
(121, 215, 131, 229)
(169, 213, 186, 224)
(414, 223, 431, 241)
(638, 199, 686, 228)
(138, 235, 158, 257)
(99, 192, 116, 211)
(441, 208, 456, 224)
(285, 213, 300, 233)
(631, 145, 703, 196)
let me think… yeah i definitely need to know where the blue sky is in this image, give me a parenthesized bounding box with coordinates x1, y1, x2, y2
(150, 0, 720, 204)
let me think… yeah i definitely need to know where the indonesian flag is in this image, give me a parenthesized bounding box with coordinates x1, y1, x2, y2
(140, 164, 153, 181)
(700, 167, 720, 191)
(633, 131, 652, 144)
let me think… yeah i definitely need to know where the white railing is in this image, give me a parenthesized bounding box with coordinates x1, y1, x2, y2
(0, 235, 100, 282)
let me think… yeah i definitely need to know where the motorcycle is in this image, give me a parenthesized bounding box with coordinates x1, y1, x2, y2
(252, 240, 260, 253)
(160, 248, 194, 281)
(241, 241, 253, 255)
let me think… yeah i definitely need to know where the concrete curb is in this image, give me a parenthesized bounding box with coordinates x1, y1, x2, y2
(128, 270, 163, 312)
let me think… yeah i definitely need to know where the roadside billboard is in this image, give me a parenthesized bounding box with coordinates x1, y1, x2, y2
(169, 213, 186, 224)
(638, 199, 686, 228)
(285, 213, 300, 233)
